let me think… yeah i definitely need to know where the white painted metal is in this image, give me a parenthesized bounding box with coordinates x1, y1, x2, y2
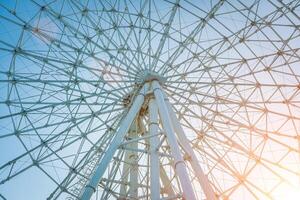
(165, 99, 218, 200)
(159, 165, 176, 197)
(128, 120, 139, 199)
(119, 146, 130, 199)
(149, 97, 160, 200)
(119, 119, 140, 200)
(120, 133, 160, 146)
(152, 80, 197, 200)
(80, 84, 149, 200)
(2, 1, 300, 200)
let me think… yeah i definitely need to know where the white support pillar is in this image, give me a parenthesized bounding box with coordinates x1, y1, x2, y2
(149, 98, 160, 200)
(119, 148, 130, 199)
(152, 80, 196, 200)
(80, 84, 149, 200)
(165, 100, 218, 200)
(128, 120, 139, 199)
(119, 119, 139, 200)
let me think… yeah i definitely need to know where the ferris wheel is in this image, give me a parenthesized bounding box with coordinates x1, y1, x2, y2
(1, 0, 300, 199)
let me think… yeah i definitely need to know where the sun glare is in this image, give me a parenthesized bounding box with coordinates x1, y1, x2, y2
(272, 183, 300, 200)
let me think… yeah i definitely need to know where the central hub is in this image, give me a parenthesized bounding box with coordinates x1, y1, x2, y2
(122, 70, 165, 109)
(135, 70, 166, 85)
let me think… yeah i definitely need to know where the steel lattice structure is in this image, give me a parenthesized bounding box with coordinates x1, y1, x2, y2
(1, 0, 300, 200)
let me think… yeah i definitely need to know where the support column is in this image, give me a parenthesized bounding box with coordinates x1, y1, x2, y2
(128, 120, 139, 199)
(152, 80, 196, 200)
(119, 120, 139, 200)
(166, 100, 217, 200)
(149, 98, 160, 199)
(119, 147, 130, 199)
(80, 84, 149, 200)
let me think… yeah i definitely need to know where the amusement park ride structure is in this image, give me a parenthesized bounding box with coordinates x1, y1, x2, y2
(0, 0, 300, 200)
